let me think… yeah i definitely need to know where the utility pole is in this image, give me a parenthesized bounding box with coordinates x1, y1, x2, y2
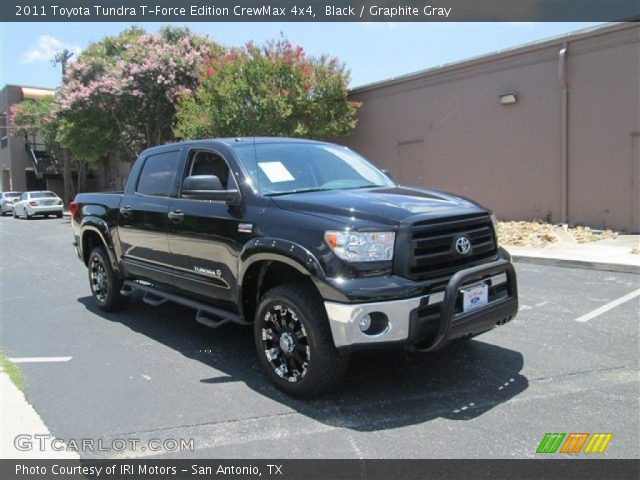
(52, 49, 74, 206)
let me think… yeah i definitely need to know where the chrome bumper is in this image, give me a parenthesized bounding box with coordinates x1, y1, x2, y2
(325, 269, 510, 349)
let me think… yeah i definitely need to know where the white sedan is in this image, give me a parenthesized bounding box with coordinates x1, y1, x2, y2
(1, 191, 22, 215)
(13, 191, 64, 219)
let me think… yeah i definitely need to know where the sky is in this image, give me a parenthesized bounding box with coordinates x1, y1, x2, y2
(2, 22, 603, 89)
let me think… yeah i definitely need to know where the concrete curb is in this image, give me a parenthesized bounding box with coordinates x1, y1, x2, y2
(0, 371, 78, 459)
(512, 255, 640, 275)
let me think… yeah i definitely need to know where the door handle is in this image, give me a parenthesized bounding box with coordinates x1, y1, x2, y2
(119, 205, 132, 216)
(168, 209, 184, 222)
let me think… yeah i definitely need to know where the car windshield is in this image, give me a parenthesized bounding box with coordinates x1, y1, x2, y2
(30, 192, 57, 199)
(234, 142, 393, 196)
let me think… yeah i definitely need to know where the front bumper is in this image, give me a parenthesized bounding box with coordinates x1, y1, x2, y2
(325, 259, 518, 350)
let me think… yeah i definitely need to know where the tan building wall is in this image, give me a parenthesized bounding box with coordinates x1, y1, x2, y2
(348, 23, 640, 232)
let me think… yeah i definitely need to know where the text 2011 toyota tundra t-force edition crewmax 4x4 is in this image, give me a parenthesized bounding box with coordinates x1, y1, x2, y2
(71, 138, 518, 396)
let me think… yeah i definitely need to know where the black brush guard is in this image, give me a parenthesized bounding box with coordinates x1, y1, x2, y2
(416, 259, 519, 352)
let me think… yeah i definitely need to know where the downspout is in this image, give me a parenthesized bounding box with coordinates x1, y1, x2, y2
(558, 43, 569, 224)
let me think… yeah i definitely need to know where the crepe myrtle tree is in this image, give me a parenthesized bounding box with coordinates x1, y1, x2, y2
(175, 38, 360, 140)
(58, 26, 224, 162)
(9, 97, 59, 156)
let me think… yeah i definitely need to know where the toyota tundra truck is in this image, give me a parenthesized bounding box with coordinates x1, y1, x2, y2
(71, 138, 518, 396)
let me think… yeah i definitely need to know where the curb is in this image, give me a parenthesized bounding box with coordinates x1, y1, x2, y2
(0, 371, 78, 459)
(511, 255, 640, 275)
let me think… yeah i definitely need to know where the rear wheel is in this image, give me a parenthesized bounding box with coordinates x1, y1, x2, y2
(254, 283, 349, 397)
(56, 212, 63, 219)
(88, 246, 130, 312)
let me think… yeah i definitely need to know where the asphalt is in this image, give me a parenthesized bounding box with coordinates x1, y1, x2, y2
(0, 215, 638, 459)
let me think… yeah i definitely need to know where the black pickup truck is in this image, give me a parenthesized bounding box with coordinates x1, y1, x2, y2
(71, 138, 518, 396)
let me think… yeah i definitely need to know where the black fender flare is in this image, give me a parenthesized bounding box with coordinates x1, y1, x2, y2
(79, 217, 117, 267)
(237, 237, 326, 314)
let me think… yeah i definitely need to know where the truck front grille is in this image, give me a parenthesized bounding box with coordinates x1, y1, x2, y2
(407, 214, 497, 279)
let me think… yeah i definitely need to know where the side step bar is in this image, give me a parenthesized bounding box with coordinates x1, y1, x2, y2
(122, 280, 247, 328)
(143, 292, 169, 307)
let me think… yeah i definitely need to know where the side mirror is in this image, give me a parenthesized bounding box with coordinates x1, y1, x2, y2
(181, 175, 241, 205)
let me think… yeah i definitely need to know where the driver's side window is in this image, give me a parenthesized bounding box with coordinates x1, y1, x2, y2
(185, 150, 232, 190)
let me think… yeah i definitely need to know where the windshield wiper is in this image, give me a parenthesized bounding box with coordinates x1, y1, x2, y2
(347, 184, 385, 189)
(265, 187, 332, 197)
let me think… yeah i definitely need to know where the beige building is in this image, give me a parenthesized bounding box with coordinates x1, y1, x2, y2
(0, 85, 56, 193)
(347, 23, 640, 232)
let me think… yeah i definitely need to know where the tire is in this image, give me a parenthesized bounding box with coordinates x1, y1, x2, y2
(56, 212, 63, 219)
(87, 246, 130, 312)
(13, 209, 18, 218)
(22, 209, 30, 220)
(254, 283, 349, 397)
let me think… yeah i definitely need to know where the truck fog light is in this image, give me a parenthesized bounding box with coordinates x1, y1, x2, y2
(359, 314, 372, 332)
(359, 312, 389, 336)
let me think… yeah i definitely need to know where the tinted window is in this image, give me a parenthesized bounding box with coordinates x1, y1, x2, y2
(186, 151, 231, 190)
(30, 192, 57, 199)
(136, 151, 180, 197)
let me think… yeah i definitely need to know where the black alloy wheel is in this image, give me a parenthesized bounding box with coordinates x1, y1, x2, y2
(261, 304, 311, 383)
(254, 283, 349, 397)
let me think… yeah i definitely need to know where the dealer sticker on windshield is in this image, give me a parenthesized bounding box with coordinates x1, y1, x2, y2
(258, 161, 295, 183)
(461, 284, 489, 312)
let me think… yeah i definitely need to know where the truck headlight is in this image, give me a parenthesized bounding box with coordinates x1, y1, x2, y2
(324, 231, 395, 262)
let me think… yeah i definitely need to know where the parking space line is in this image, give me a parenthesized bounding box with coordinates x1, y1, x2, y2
(8, 357, 73, 363)
(575, 288, 640, 323)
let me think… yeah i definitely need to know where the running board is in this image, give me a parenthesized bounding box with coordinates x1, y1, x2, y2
(195, 310, 228, 329)
(142, 292, 169, 307)
(123, 280, 246, 327)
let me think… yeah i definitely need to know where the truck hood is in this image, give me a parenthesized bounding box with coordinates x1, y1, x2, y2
(270, 186, 487, 227)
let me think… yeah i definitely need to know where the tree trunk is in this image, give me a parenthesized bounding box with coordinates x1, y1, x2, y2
(62, 151, 73, 206)
(76, 160, 88, 193)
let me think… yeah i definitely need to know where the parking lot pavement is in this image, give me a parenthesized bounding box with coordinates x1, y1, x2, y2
(0, 215, 638, 459)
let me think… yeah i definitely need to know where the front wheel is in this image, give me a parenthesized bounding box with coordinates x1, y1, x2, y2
(22, 209, 30, 220)
(254, 283, 349, 397)
(87, 246, 130, 312)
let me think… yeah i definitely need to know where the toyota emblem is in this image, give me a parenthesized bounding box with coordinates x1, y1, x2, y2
(455, 236, 471, 255)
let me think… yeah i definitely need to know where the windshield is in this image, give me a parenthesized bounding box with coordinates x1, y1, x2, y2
(234, 143, 393, 196)
(30, 192, 57, 199)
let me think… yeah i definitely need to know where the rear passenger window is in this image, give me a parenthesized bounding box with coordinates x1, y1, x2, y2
(136, 151, 180, 197)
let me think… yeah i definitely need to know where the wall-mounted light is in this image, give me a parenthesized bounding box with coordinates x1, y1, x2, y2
(499, 93, 518, 105)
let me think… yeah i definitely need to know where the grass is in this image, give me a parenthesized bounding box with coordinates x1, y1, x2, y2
(0, 351, 26, 390)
